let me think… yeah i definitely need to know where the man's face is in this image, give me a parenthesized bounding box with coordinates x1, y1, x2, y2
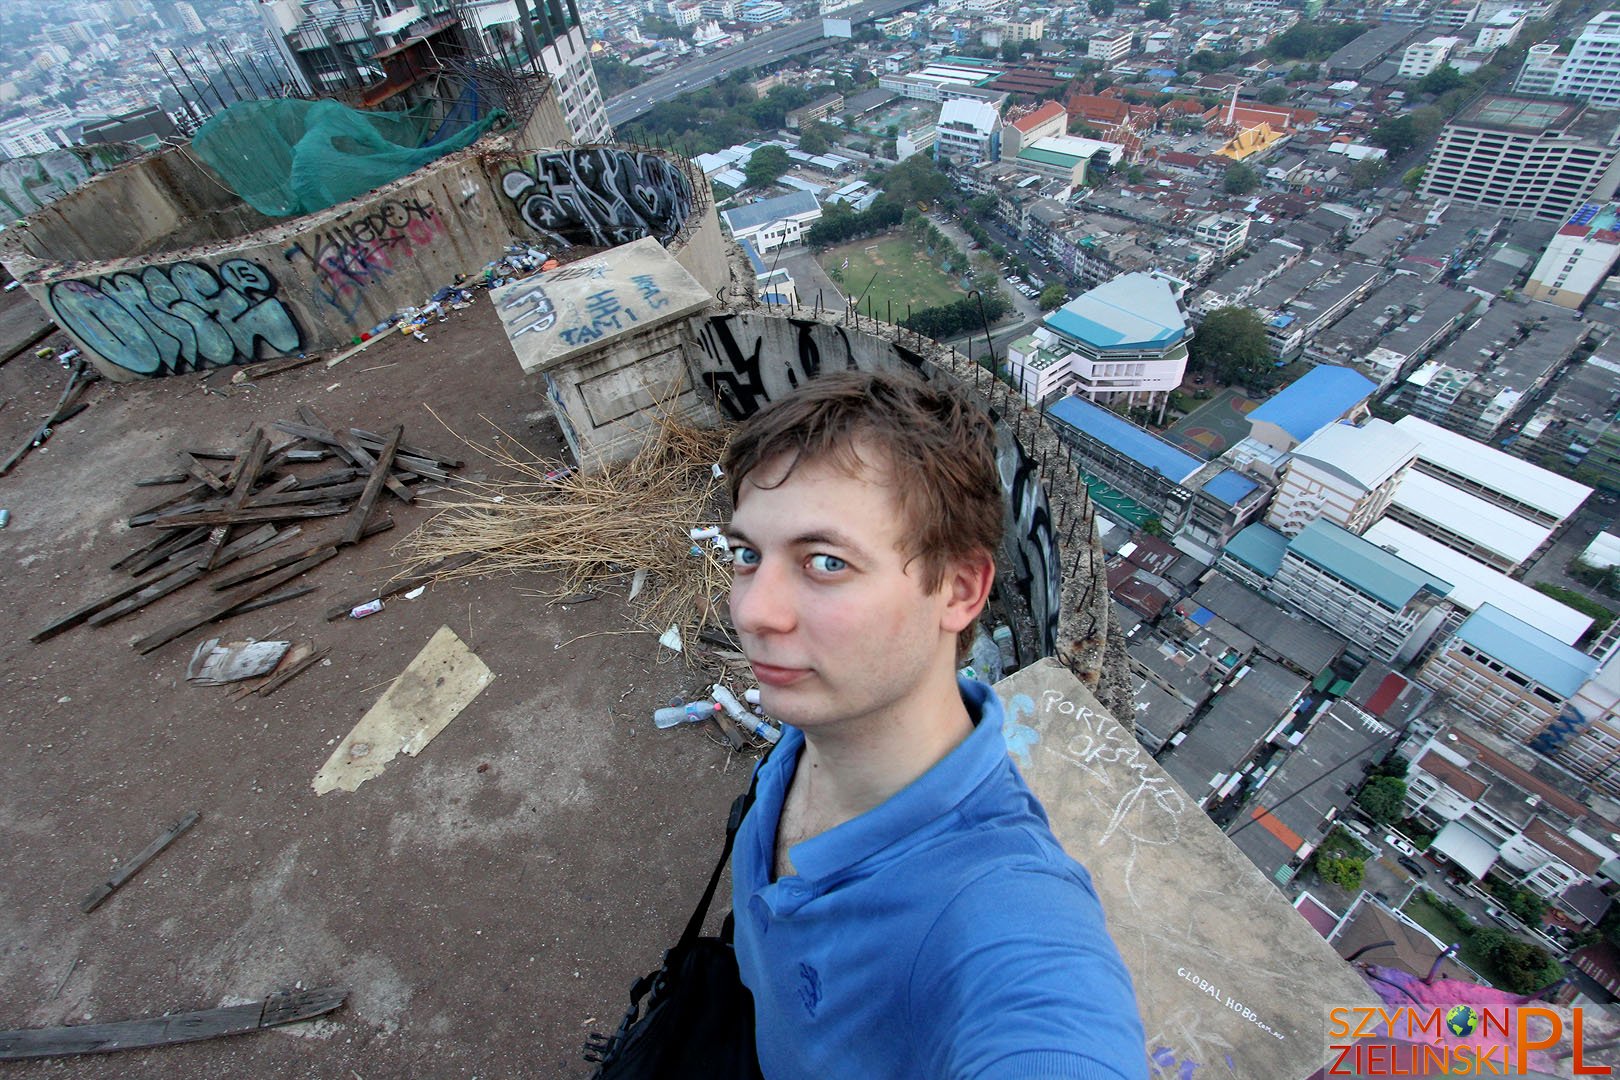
(726, 450, 963, 735)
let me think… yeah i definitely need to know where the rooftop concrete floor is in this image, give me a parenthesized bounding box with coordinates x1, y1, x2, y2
(0, 300, 750, 1077)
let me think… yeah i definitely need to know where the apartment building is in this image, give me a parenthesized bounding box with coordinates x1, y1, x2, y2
(1552, 10, 1620, 110)
(932, 98, 1001, 164)
(1398, 35, 1461, 79)
(1515, 42, 1567, 95)
(1417, 95, 1620, 223)
(1523, 201, 1620, 308)
(1088, 29, 1133, 67)
(719, 190, 822, 252)
(1192, 213, 1250, 259)
(1405, 726, 1615, 902)
(1264, 419, 1418, 536)
(1222, 519, 1453, 664)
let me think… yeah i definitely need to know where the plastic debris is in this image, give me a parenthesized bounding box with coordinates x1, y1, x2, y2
(628, 568, 648, 601)
(658, 625, 683, 653)
(713, 684, 780, 744)
(186, 637, 292, 685)
(349, 598, 384, 619)
(402, 586, 426, 600)
(653, 701, 722, 729)
(0, 509, 9, 529)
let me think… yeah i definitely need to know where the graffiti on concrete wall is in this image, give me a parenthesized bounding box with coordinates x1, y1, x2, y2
(689, 312, 1061, 657)
(0, 145, 137, 219)
(48, 258, 303, 377)
(501, 148, 693, 252)
(284, 196, 448, 322)
(996, 427, 1062, 657)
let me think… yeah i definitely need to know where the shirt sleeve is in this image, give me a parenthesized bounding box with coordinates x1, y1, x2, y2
(910, 859, 1149, 1080)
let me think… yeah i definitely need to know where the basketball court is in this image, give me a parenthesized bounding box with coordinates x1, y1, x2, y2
(1164, 388, 1259, 459)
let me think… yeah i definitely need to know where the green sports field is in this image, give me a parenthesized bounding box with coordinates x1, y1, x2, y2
(816, 232, 966, 320)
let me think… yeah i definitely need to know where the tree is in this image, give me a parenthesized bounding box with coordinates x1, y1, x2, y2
(1316, 854, 1365, 891)
(1190, 306, 1271, 384)
(1222, 161, 1261, 195)
(1370, 115, 1419, 154)
(1257, 83, 1290, 105)
(1416, 64, 1467, 96)
(1491, 938, 1560, 995)
(798, 125, 831, 156)
(744, 144, 792, 190)
(1145, 0, 1173, 18)
(1349, 157, 1387, 191)
(1038, 283, 1068, 310)
(1001, 40, 1024, 62)
(1356, 776, 1408, 824)
(1088, 0, 1115, 15)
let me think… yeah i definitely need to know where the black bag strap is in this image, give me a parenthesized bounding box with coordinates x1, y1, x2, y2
(677, 745, 772, 950)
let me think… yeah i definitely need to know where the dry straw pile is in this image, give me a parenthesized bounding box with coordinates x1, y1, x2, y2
(399, 403, 736, 657)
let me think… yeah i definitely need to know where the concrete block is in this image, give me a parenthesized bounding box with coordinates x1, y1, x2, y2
(992, 658, 1377, 1079)
(490, 237, 713, 374)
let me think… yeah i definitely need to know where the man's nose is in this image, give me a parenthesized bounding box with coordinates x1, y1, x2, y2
(731, 558, 796, 637)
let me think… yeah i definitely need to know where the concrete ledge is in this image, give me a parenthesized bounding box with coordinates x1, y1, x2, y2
(993, 658, 1378, 1079)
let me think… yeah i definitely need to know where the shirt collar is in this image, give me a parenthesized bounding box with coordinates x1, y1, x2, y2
(784, 676, 1008, 884)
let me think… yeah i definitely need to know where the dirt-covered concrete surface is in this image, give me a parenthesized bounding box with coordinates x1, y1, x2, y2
(0, 293, 748, 1077)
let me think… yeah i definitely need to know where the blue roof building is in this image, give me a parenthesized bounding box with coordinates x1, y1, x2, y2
(1007, 273, 1191, 418)
(1222, 523, 1290, 580)
(1247, 365, 1377, 451)
(719, 190, 822, 252)
(1045, 395, 1204, 529)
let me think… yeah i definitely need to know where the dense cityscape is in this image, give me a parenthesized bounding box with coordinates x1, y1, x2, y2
(8, 0, 1620, 1065)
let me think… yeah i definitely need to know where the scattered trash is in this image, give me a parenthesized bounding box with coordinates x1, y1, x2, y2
(349, 599, 384, 619)
(0, 509, 9, 529)
(2, 280, 19, 292)
(711, 463, 724, 480)
(658, 624, 683, 653)
(628, 568, 647, 601)
(654, 700, 721, 729)
(713, 684, 780, 744)
(312, 626, 494, 795)
(743, 687, 761, 706)
(185, 637, 292, 685)
(402, 586, 426, 600)
(689, 526, 721, 541)
(477, 762, 490, 773)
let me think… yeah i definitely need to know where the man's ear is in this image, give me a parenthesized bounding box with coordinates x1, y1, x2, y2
(940, 550, 996, 635)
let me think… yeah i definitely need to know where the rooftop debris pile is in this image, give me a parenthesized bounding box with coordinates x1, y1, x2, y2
(31, 407, 462, 656)
(398, 403, 738, 673)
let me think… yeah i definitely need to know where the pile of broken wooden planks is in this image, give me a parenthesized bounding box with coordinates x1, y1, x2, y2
(31, 406, 462, 662)
(0, 359, 99, 478)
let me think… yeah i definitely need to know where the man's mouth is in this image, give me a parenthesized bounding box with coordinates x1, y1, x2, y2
(751, 662, 811, 687)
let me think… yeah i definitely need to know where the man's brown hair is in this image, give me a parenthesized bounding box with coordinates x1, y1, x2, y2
(722, 369, 1004, 653)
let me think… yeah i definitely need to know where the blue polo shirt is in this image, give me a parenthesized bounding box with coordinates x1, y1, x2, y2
(732, 678, 1147, 1080)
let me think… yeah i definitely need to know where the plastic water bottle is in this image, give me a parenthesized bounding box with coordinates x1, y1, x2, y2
(654, 701, 721, 729)
(713, 684, 780, 744)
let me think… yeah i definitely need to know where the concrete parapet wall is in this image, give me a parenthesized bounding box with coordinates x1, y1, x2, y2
(992, 660, 1378, 1078)
(8, 141, 711, 383)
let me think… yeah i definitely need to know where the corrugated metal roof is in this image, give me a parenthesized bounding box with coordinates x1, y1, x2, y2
(1393, 414, 1592, 522)
(1289, 419, 1418, 491)
(1225, 523, 1289, 578)
(1453, 603, 1597, 698)
(1044, 272, 1188, 350)
(1046, 395, 1202, 482)
(1202, 468, 1259, 506)
(1286, 519, 1450, 610)
(1248, 365, 1377, 443)
(720, 190, 820, 233)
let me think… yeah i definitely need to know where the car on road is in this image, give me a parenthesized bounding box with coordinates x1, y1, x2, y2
(1397, 855, 1427, 876)
(1386, 834, 1418, 858)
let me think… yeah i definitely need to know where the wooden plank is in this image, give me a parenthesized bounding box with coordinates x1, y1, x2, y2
(342, 425, 402, 546)
(32, 563, 197, 644)
(210, 517, 391, 591)
(0, 986, 347, 1060)
(132, 473, 189, 488)
(85, 564, 208, 627)
(243, 479, 367, 509)
(111, 526, 208, 574)
(283, 448, 329, 463)
(134, 549, 338, 654)
(79, 811, 199, 914)
(0, 361, 90, 477)
(232, 352, 324, 382)
(203, 430, 269, 571)
(322, 551, 478, 620)
(153, 503, 348, 528)
(227, 584, 317, 616)
(348, 426, 463, 469)
(184, 458, 230, 493)
(254, 647, 328, 698)
(283, 412, 414, 503)
(182, 448, 238, 461)
(126, 484, 215, 528)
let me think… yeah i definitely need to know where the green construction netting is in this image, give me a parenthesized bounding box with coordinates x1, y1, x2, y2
(192, 98, 504, 218)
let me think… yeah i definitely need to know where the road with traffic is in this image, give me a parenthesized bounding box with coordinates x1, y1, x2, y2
(605, 0, 916, 128)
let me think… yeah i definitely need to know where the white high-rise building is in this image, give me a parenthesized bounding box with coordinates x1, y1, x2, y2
(1399, 36, 1461, 79)
(1553, 11, 1620, 109)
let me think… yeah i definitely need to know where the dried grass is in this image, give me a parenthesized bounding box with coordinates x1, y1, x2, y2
(397, 400, 737, 660)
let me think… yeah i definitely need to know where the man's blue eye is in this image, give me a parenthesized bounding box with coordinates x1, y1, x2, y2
(810, 554, 847, 573)
(733, 546, 760, 566)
